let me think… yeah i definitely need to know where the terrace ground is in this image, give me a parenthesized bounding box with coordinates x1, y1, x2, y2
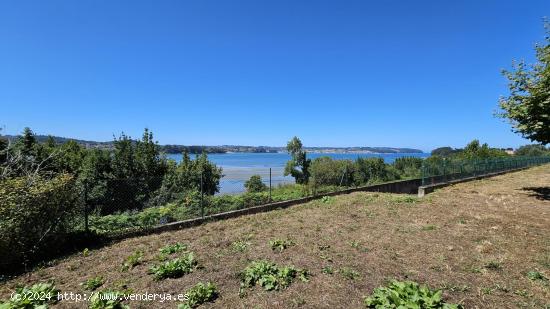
(2, 165, 550, 308)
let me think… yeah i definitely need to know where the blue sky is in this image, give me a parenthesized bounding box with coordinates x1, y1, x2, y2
(1, 0, 548, 151)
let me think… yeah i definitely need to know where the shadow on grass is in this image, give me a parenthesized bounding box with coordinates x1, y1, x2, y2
(522, 187, 550, 201)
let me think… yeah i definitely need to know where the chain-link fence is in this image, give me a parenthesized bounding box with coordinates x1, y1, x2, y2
(421, 156, 550, 186)
(81, 167, 354, 237)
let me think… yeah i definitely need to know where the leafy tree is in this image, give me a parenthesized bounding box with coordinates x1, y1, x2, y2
(393, 157, 423, 178)
(515, 144, 550, 156)
(431, 147, 460, 157)
(498, 22, 550, 144)
(284, 137, 311, 184)
(244, 175, 267, 192)
(354, 157, 397, 185)
(460, 140, 508, 159)
(310, 156, 354, 186)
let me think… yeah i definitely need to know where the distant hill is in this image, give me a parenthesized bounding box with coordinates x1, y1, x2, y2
(2, 134, 423, 154)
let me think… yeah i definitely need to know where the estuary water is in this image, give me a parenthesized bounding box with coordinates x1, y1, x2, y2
(167, 152, 429, 194)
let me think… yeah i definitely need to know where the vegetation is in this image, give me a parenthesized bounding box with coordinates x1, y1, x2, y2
(364, 280, 462, 308)
(239, 261, 309, 293)
(0, 282, 59, 308)
(284, 136, 311, 184)
(244, 174, 267, 192)
(498, 22, 550, 145)
(269, 239, 295, 252)
(121, 250, 143, 271)
(82, 276, 104, 291)
(89, 290, 129, 309)
(149, 252, 198, 280)
(177, 282, 218, 309)
(515, 144, 550, 156)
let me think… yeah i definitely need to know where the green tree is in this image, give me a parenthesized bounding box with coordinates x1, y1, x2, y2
(515, 144, 550, 156)
(498, 22, 550, 145)
(284, 137, 311, 184)
(244, 175, 267, 192)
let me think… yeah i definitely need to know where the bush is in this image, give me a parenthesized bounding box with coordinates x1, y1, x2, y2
(0, 174, 77, 272)
(178, 282, 218, 308)
(354, 157, 397, 185)
(393, 157, 423, 178)
(244, 175, 267, 192)
(364, 280, 462, 308)
(310, 157, 354, 187)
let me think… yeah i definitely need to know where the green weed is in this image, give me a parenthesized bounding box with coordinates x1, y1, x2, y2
(239, 261, 309, 294)
(178, 282, 218, 309)
(149, 252, 198, 280)
(0, 282, 59, 308)
(364, 280, 462, 308)
(82, 276, 104, 291)
(269, 239, 295, 252)
(121, 250, 143, 271)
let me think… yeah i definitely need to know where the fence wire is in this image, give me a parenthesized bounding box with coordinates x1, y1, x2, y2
(421, 156, 550, 186)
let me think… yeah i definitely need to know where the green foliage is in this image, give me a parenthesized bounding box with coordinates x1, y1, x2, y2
(159, 243, 188, 255)
(239, 261, 309, 293)
(0, 282, 59, 309)
(355, 157, 398, 185)
(269, 239, 295, 252)
(431, 147, 460, 157)
(82, 276, 104, 291)
(526, 271, 548, 282)
(364, 280, 463, 308)
(244, 175, 267, 193)
(0, 174, 77, 272)
(121, 250, 143, 271)
(310, 156, 354, 187)
(339, 267, 360, 280)
(284, 137, 311, 184)
(177, 282, 218, 309)
(89, 290, 129, 309)
(149, 252, 198, 280)
(393, 157, 423, 178)
(231, 240, 250, 252)
(498, 22, 550, 144)
(515, 144, 550, 156)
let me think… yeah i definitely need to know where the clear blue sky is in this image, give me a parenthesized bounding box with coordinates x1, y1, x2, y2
(1, 0, 548, 151)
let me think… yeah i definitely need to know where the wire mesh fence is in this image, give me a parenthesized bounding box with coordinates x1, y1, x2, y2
(80, 168, 352, 237)
(421, 156, 550, 186)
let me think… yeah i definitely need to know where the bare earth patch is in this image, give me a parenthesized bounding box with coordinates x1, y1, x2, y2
(2, 165, 550, 308)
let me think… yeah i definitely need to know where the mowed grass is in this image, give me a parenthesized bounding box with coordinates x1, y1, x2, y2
(1, 165, 550, 308)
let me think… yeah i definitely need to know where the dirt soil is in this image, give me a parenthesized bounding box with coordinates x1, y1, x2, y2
(1, 165, 550, 308)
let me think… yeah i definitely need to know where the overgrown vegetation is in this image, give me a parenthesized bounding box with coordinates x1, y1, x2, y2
(363, 280, 463, 308)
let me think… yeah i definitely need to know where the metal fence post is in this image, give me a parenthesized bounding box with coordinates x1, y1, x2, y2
(200, 172, 204, 218)
(269, 168, 272, 202)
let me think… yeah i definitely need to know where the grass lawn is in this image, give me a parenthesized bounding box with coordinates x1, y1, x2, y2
(1, 165, 549, 308)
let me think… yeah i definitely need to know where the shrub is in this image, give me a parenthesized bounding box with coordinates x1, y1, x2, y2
(244, 175, 267, 193)
(0, 282, 59, 308)
(239, 261, 309, 293)
(0, 174, 77, 273)
(149, 252, 198, 280)
(393, 157, 423, 178)
(364, 280, 463, 308)
(310, 157, 355, 187)
(178, 282, 218, 308)
(82, 276, 104, 291)
(89, 290, 129, 309)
